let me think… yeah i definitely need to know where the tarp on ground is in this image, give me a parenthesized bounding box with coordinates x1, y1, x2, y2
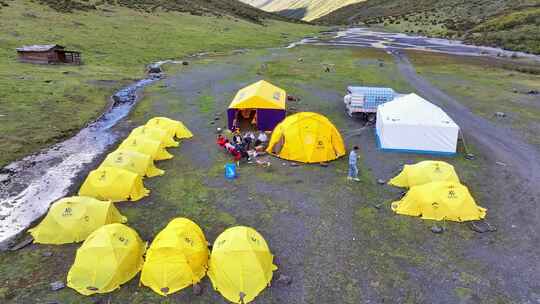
(146, 117, 193, 140)
(391, 181, 487, 222)
(100, 150, 164, 178)
(28, 196, 127, 244)
(118, 135, 173, 161)
(208, 226, 277, 304)
(140, 218, 209, 296)
(266, 112, 346, 163)
(376, 93, 460, 155)
(67, 223, 146, 295)
(228, 80, 286, 131)
(79, 167, 150, 202)
(389, 160, 460, 188)
(129, 125, 179, 148)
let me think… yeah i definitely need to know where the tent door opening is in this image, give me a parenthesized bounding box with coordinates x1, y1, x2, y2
(234, 109, 258, 131)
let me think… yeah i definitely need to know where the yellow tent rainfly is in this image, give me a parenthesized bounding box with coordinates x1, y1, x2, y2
(391, 181, 487, 222)
(129, 125, 179, 148)
(67, 223, 146, 295)
(100, 150, 164, 178)
(266, 112, 346, 163)
(208, 226, 277, 304)
(146, 117, 193, 140)
(118, 135, 173, 161)
(28, 196, 127, 245)
(79, 167, 150, 202)
(389, 160, 460, 188)
(140, 218, 209, 296)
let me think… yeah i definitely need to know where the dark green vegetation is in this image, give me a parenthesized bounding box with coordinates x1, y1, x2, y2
(316, 0, 540, 54)
(0, 0, 320, 167)
(1, 46, 537, 303)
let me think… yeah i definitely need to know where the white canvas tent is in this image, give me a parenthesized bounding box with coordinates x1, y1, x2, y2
(376, 93, 459, 155)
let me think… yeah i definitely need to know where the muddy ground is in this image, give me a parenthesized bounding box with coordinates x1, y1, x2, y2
(0, 46, 539, 304)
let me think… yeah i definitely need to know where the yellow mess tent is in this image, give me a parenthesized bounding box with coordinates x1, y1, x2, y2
(118, 135, 173, 161)
(266, 112, 346, 163)
(208, 226, 277, 304)
(391, 182, 487, 222)
(146, 117, 193, 140)
(28, 196, 127, 244)
(140, 218, 209, 296)
(389, 160, 460, 188)
(67, 223, 146, 295)
(129, 125, 179, 148)
(79, 167, 150, 202)
(228, 80, 286, 131)
(100, 150, 164, 178)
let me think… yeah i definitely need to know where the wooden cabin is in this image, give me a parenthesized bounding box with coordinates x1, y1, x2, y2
(16, 44, 81, 65)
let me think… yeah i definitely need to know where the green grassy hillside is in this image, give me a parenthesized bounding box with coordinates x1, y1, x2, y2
(241, 0, 365, 21)
(316, 0, 540, 54)
(0, 0, 320, 167)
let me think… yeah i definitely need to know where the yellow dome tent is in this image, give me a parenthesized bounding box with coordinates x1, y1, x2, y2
(208, 226, 277, 304)
(389, 160, 460, 188)
(28, 196, 127, 245)
(129, 125, 179, 148)
(100, 150, 164, 178)
(67, 223, 146, 295)
(146, 117, 193, 140)
(266, 112, 346, 163)
(118, 135, 173, 161)
(79, 167, 150, 202)
(140, 218, 209, 296)
(391, 182, 487, 222)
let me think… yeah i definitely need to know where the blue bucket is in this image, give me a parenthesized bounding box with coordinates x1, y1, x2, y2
(225, 163, 237, 180)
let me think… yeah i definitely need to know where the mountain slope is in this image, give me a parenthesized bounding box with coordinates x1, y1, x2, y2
(241, 0, 365, 21)
(1, 0, 292, 22)
(316, 0, 540, 54)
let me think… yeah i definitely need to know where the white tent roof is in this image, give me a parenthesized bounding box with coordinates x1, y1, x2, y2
(378, 93, 458, 128)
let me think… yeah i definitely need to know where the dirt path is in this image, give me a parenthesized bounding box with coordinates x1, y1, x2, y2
(393, 51, 540, 300)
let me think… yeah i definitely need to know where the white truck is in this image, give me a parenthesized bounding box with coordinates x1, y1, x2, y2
(344, 86, 396, 122)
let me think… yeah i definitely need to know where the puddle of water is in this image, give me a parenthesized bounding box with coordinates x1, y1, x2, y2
(0, 73, 163, 249)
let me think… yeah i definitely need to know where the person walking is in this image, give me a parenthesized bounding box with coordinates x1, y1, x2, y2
(348, 146, 360, 182)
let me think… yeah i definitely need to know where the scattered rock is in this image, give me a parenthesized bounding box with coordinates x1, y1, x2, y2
(297, 58, 304, 62)
(209, 121, 215, 125)
(527, 90, 539, 95)
(50, 281, 65, 291)
(469, 221, 496, 233)
(42, 251, 53, 257)
(319, 162, 329, 167)
(379, 62, 384, 67)
(494, 112, 506, 118)
(44, 80, 52, 83)
(290, 162, 300, 167)
(213, 117, 220, 121)
(10, 236, 33, 251)
(146, 64, 162, 74)
(464, 153, 476, 160)
(431, 225, 444, 234)
(373, 203, 383, 210)
(496, 161, 507, 166)
(512, 88, 519, 93)
(182, 61, 189, 66)
(275, 274, 293, 286)
(193, 283, 203, 296)
(377, 179, 386, 185)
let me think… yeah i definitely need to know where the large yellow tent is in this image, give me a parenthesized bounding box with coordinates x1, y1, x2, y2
(389, 160, 460, 188)
(129, 125, 179, 148)
(140, 218, 209, 296)
(266, 112, 346, 163)
(146, 117, 193, 140)
(118, 135, 173, 161)
(227, 80, 287, 131)
(67, 223, 146, 295)
(79, 167, 150, 202)
(29, 196, 127, 244)
(391, 182, 487, 222)
(208, 226, 277, 304)
(100, 150, 164, 178)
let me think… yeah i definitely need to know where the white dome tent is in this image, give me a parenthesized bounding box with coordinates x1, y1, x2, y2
(375, 93, 460, 155)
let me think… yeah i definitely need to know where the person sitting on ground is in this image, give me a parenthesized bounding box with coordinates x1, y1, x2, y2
(257, 131, 268, 144)
(224, 141, 235, 153)
(216, 134, 227, 148)
(243, 131, 255, 150)
(232, 130, 243, 146)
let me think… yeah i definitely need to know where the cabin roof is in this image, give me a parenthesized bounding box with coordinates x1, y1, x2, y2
(16, 44, 65, 52)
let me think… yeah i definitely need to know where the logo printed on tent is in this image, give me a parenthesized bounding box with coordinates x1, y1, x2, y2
(273, 91, 281, 101)
(448, 190, 457, 199)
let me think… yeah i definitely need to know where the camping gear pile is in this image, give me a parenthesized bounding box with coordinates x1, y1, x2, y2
(376, 93, 460, 155)
(389, 161, 487, 222)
